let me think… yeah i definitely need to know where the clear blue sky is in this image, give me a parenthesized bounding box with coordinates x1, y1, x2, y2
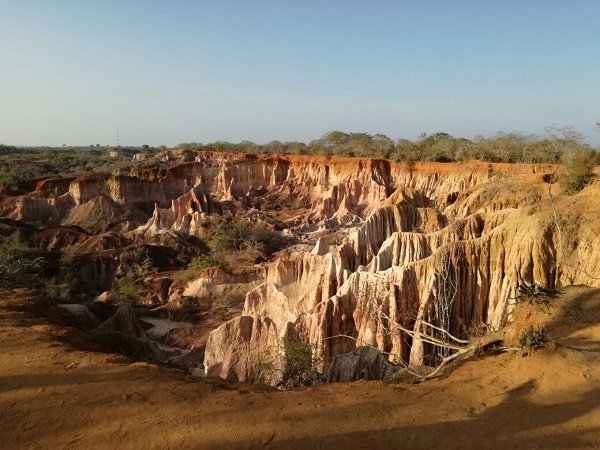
(1, 0, 599, 147)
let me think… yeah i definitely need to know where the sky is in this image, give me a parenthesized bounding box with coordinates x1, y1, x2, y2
(1, 0, 599, 147)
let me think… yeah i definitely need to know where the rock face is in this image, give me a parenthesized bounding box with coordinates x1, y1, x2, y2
(133, 185, 214, 238)
(203, 156, 600, 382)
(58, 304, 101, 330)
(210, 153, 555, 230)
(93, 306, 159, 359)
(2, 151, 598, 384)
(94, 306, 146, 338)
(0, 164, 210, 230)
(325, 346, 401, 383)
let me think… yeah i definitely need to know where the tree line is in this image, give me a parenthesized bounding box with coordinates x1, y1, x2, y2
(179, 128, 599, 166)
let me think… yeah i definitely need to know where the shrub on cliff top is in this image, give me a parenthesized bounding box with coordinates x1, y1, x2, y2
(0, 168, 33, 191)
(560, 147, 595, 195)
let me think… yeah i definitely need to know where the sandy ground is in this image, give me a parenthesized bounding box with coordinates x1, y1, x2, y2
(1, 287, 600, 450)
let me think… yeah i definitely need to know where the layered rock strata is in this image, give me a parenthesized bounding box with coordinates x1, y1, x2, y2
(204, 161, 600, 382)
(1, 151, 596, 384)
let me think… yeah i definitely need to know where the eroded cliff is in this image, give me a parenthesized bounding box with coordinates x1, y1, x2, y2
(1, 152, 597, 383)
(202, 155, 600, 381)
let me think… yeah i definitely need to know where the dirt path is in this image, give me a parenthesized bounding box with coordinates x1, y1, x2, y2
(1, 287, 600, 449)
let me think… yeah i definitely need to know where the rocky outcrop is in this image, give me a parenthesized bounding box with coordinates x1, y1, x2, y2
(204, 315, 280, 382)
(325, 346, 401, 383)
(213, 155, 391, 229)
(58, 304, 102, 330)
(63, 194, 126, 233)
(133, 185, 214, 238)
(204, 166, 600, 382)
(203, 251, 344, 380)
(0, 194, 74, 226)
(1, 150, 595, 384)
(210, 153, 555, 231)
(93, 306, 159, 359)
(0, 164, 211, 229)
(93, 305, 146, 338)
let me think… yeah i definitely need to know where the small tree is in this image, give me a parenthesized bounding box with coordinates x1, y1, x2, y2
(545, 125, 594, 195)
(432, 244, 464, 361)
(113, 274, 142, 307)
(256, 336, 323, 389)
(0, 169, 33, 191)
(279, 337, 322, 389)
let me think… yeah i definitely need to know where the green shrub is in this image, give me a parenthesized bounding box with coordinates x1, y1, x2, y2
(560, 154, 595, 194)
(279, 337, 322, 388)
(0, 169, 33, 191)
(42, 276, 79, 302)
(198, 216, 274, 271)
(188, 252, 222, 270)
(114, 274, 142, 307)
(256, 337, 323, 389)
(206, 217, 267, 252)
(289, 198, 310, 210)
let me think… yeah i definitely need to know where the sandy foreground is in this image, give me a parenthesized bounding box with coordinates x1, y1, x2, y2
(1, 287, 599, 450)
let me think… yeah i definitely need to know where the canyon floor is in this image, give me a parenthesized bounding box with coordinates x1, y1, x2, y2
(1, 287, 599, 450)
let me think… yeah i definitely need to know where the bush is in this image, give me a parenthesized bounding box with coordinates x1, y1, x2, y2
(188, 252, 223, 270)
(113, 274, 142, 307)
(289, 198, 310, 210)
(560, 149, 595, 195)
(0, 236, 46, 289)
(206, 217, 267, 252)
(198, 216, 273, 270)
(0, 168, 33, 191)
(279, 337, 323, 388)
(42, 276, 79, 302)
(256, 337, 323, 389)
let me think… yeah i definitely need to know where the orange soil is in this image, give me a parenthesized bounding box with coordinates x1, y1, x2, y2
(1, 287, 599, 449)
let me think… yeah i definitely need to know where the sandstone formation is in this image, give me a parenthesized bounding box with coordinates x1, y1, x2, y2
(93, 305, 147, 338)
(58, 303, 101, 330)
(202, 155, 600, 381)
(0, 162, 210, 230)
(133, 184, 214, 238)
(1, 151, 598, 384)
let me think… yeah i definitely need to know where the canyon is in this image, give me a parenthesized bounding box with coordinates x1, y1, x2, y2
(1, 151, 600, 384)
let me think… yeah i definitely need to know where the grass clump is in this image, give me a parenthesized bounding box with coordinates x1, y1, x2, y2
(520, 325, 547, 352)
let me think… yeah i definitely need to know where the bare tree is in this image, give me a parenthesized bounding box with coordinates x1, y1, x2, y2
(0, 255, 46, 290)
(544, 125, 594, 285)
(431, 244, 464, 360)
(326, 302, 503, 381)
(324, 241, 508, 382)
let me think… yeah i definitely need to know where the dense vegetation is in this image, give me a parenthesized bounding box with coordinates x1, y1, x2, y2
(0, 144, 163, 191)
